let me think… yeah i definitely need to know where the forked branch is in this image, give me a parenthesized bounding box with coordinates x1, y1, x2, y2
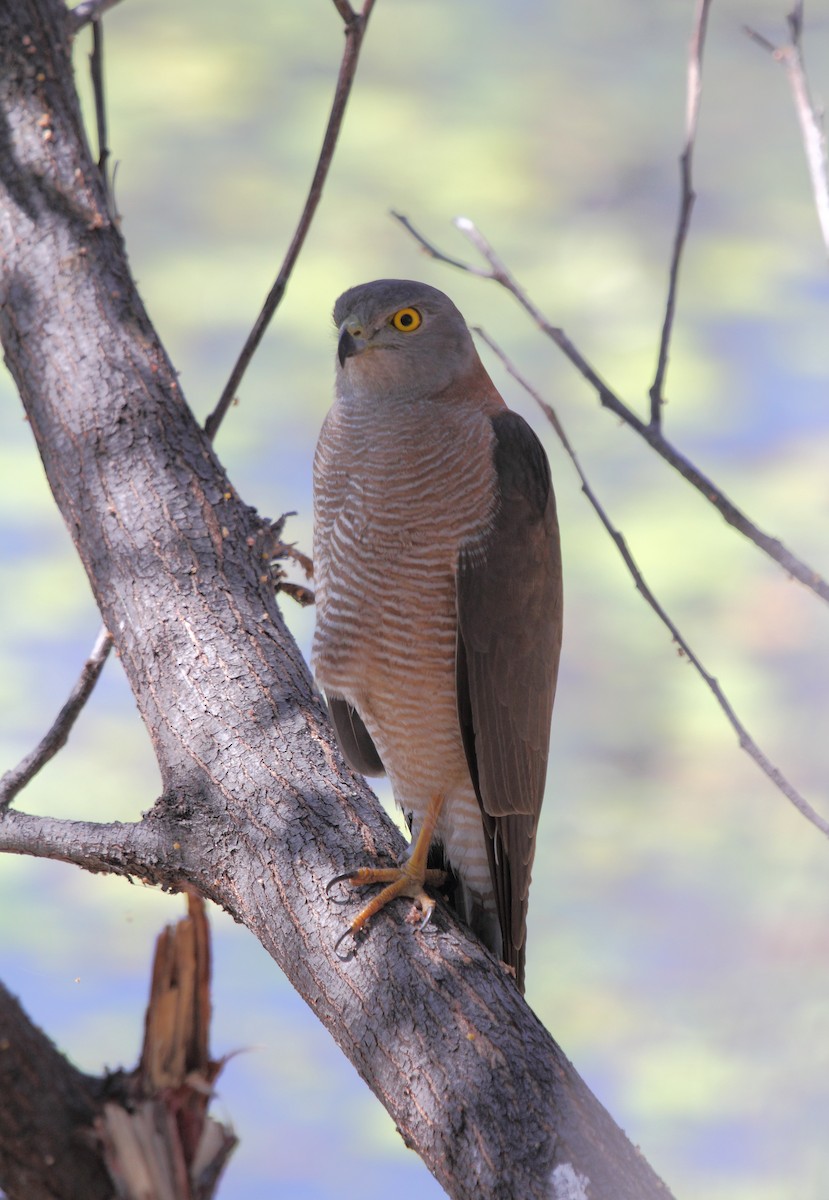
(2, 0, 359, 810)
(390, 2, 829, 840)
(649, 0, 713, 425)
(394, 209, 829, 607)
(745, 3, 829, 258)
(476, 328, 829, 840)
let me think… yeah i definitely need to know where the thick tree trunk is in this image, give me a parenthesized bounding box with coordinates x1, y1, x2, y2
(0, 3, 675, 1197)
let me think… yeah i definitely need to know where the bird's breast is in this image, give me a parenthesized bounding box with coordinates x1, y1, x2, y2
(312, 395, 497, 702)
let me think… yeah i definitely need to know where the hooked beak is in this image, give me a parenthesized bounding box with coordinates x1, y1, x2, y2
(338, 328, 358, 366)
(337, 321, 367, 366)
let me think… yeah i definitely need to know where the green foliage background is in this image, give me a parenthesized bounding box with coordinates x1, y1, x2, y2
(1, 1, 828, 1196)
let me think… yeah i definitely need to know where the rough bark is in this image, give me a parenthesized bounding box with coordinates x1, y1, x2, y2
(0, 3, 675, 1197)
(0, 983, 115, 1200)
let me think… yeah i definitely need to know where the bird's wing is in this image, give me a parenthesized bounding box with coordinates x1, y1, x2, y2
(456, 410, 563, 989)
(327, 697, 386, 777)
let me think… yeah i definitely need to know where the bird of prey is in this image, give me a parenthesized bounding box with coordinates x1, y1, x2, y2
(312, 279, 562, 992)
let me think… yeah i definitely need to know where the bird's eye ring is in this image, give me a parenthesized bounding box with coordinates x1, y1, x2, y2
(391, 307, 422, 332)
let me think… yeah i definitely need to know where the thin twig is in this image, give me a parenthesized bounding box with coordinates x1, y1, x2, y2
(476, 327, 829, 839)
(203, 0, 377, 441)
(649, 0, 713, 427)
(393, 212, 493, 279)
(68, 0, 126, 33)
(745, 5, 829, 258)
(0, 628, 113, 810)
(90, 20, 108, 178)
(89, 16, 119, 225)
(393, 211, 829, 605)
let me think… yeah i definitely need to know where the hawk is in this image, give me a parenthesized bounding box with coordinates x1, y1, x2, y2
(312, 279, 562, 992)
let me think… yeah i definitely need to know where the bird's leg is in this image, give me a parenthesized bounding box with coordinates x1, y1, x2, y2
(330, 792, 447, 952)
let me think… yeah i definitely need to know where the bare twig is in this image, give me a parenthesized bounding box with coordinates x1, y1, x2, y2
(745, 4, 829, 258)
(68, 0, 125, 32)
(393, 211, 829, 606)
(89, 20, 108, 178)
(278, 582, 315, 607)
(477, 327, 829, 839)
(649, 0, 713, 426)
(88, 17, 119, 225)
(393, 210, 486, 276)
(257, 512, 316, 607)
(203, 0, 377, 441)
(0, 627, 113, 810)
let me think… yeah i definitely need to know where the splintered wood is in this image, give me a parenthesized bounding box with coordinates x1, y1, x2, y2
(95, 895, 236, 1200)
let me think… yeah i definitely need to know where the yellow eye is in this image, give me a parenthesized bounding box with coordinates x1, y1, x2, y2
(391, 307, 422, 332)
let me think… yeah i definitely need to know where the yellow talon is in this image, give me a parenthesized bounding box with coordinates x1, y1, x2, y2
(330, 792, 447, 955)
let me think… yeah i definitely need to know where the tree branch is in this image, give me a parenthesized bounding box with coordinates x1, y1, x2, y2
(0, 3, 675, 1195)
(745, 3, 829, 258)
(649, 0, 712, 426)
(476, 327, 829, 839)
(203, 0, 377, 440)
(0, 810, 176, 879)
(0, 982, 114, 1200)
(393, 210, 829, 606)
(0, 627, 113, 810)
(89, 19, 109, 180)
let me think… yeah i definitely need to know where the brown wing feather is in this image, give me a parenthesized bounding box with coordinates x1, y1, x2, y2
(327, 697, 385, 777)
(456, 410, 563, 991)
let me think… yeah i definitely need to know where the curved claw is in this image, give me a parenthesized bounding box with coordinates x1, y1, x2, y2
(334, 925, 358, 961)
(326, 871, 357, 903)
(417, 903, 436, 932)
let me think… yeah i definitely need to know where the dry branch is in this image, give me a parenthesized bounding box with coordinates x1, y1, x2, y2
(394, 209, 829, 609)
(745, 3, 829, 258)
(3, 0, 352, 811)
(96, 895, 236, 1199)
(476, 329, 829, 839)
(89, 18, 110, 184)
(203, 0, 377, 439)
(0, 896, 233, 1200)
(649, 0, 712, 424)
(0, 627, 113, 810)
(391, 0, 829, 841)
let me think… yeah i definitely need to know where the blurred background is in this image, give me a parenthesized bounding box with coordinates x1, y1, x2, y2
(2, 1, 828, 1196)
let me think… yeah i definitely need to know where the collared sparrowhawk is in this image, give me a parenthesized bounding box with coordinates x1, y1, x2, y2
(312, 279, 562, 993)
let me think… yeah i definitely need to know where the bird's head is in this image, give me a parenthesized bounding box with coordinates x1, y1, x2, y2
(332, 279, 479, 402)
